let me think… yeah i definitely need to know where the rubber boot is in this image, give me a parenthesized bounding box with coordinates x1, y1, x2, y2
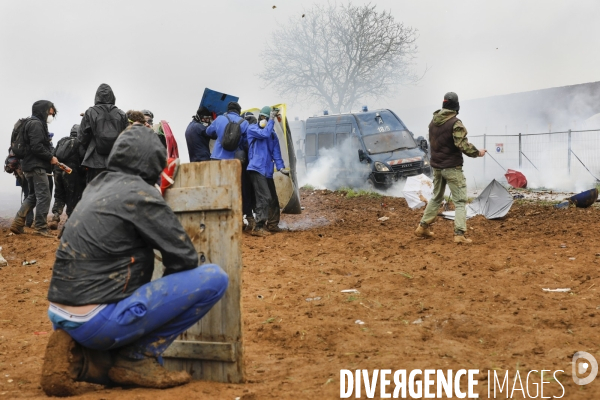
(414, 223, 434, 238)
(108, 353, 191, 389)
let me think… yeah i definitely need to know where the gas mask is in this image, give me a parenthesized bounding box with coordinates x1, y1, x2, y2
(259, 119, 267, 128)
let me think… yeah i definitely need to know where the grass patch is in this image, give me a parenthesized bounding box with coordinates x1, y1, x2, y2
(338, 187, 382, 198)
(301, 184, 315, 190)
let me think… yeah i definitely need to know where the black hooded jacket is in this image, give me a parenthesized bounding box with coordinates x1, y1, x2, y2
(78, 84, 128, 169)
(21, 100, 54, 172)
(48, 125, 198, 306)
(53, 124, 81, 170)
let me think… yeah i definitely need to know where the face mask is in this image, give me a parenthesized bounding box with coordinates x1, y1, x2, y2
(259, 119, 267, 128)
(47, 115, 54, 124)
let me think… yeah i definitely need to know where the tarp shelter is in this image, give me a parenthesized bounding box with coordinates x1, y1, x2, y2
(505, 169, 527, 188)
(402, 174, 434, 210)
(468, 179, 513, 219)
(200, 88, 240, 117)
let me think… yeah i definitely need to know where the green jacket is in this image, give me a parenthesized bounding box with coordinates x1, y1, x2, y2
(431, 109, 479, 158)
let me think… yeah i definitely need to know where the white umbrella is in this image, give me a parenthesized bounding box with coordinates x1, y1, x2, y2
(403, 174, 434, 210)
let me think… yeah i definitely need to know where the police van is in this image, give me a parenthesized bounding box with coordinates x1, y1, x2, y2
(301, 109, 431, 188)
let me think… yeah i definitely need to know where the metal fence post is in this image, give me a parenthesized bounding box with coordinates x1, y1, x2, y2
(518, 133, 522, 169)
(568, 129, 572, 175)
(483, 133, 487, 179)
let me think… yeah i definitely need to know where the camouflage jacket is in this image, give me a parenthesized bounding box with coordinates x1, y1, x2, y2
(431, 109, 479, 158)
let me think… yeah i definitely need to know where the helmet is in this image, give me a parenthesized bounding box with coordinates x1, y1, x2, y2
(442, 92, 459, 112)
(141, 109, 154, 119)
(259, 106, 272, 118)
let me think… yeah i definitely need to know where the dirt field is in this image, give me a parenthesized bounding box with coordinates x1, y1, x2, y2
(0, 188, 599, 399)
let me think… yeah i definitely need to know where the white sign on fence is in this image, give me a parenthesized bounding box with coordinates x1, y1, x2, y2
(495, 143, 504, 153)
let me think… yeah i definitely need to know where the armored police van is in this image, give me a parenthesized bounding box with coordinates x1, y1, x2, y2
(301, 109, 431, 188)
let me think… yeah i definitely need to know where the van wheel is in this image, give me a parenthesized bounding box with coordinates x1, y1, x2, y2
(366, 177, 375, 189)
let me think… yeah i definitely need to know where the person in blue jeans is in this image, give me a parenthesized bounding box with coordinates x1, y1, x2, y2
(40, 124, 229, 396)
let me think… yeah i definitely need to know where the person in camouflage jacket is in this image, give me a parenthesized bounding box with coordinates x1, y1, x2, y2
(415, 92, 487, 244)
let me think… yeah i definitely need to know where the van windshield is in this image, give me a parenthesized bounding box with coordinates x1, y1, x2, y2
(362, 131, 416, 155)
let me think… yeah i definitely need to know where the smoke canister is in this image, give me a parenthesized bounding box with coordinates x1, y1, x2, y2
(58, 162, 72, 174)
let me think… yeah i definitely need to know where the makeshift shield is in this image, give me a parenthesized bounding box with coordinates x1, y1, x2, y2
(200, 88, 240, 117)
(402, 174, 434, 210)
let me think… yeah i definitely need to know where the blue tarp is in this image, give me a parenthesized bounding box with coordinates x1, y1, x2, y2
(200, 88, 239, 116)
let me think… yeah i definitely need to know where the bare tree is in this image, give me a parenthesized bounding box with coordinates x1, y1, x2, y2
(261, 2, 420, 113)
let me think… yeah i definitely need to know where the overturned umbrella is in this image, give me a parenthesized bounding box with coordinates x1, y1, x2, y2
(468, 179, 514, 219)
(486, 152, 527, 188)
(443, 179, 513, 220)
(505, 169, 527, 189)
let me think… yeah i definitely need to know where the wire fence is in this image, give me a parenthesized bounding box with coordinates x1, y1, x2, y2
(462, 129, 600, 192)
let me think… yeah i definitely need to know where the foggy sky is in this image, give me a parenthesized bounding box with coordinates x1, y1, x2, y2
(0, 0, 599, 212)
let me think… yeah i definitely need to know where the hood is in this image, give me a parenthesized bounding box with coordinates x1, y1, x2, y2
(32, 100, 53, 122)
(70, 124, 80, 137)
(94, 83, 116, 105)
(107, 125, 166, 184)
(431, 108, 458, 126)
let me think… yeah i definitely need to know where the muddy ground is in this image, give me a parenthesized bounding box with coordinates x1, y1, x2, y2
(0, 188, 599, 399)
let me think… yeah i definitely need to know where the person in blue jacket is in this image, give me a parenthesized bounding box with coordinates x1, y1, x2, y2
(247, 106, 289, 237)
(185, 106, 213, 162)
(206, 101, 248, 160)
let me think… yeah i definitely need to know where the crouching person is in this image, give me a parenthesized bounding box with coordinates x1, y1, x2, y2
(41, 125, 229, 396)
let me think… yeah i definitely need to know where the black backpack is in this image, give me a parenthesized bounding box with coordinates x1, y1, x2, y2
(55, 136, 79, 164)
(93, 105, 123, 155)
(10, 118, 32, 159)
(220, 113, 244, 151)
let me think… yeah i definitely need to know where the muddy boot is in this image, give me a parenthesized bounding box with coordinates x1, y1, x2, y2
(79, 347, 116, 386)
(454, 233, 472, 244)
(414, 223, 434, 238)
(48, 214, 60, 230)
(41, 330, 83, 397)
(108, 354, 191, 389)
(9, 223, 24, 235)
(34, 229, 55, 238)
(245, 217, 256, 232)
(250, 226, 271, 237)
(266, 224, 283, 233)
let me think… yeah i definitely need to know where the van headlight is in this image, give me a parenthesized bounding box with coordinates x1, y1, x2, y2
(374, 161, 389, 172)
(424, 160, 430, 166)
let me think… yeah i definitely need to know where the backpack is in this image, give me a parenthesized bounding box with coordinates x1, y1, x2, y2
(220, 113, 244, 151)
(93, 105, 123, 155)
(10, 118, 32, 159)
(54, 136, 79, 164)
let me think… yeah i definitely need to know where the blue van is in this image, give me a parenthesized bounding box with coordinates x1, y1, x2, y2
(303, 109, 431, 188)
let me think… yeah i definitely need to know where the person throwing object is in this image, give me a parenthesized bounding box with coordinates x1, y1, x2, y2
(415, 92, 486, 244)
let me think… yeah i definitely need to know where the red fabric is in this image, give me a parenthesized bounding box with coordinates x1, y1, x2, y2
(160, 157, 179, 195)
(505, 169, 527, 188)
(160, 121, 179, 159)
